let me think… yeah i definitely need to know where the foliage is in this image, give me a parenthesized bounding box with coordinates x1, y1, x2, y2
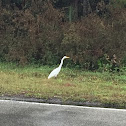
(0, 0, 126, 70)
(111, 0, 126, 8)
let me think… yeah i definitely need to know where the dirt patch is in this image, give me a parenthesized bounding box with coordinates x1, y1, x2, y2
(63, 83, 76, 87)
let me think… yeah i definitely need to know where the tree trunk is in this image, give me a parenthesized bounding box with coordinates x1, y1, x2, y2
(68, 5, 72, 22)
(83, 0, 89, 16)
(69, 0, 78, 22)
(73, 0, 78, 21)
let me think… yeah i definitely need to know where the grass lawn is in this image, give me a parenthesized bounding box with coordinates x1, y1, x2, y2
(0, 62, 126, 108)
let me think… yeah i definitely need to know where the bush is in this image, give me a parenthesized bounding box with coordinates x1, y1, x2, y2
(0, 1, 126, 70)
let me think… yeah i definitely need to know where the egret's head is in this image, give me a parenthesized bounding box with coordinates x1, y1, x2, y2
(63, 56, 70, 59)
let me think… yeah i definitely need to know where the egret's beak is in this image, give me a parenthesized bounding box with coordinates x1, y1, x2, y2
(66, 56, 70, 58)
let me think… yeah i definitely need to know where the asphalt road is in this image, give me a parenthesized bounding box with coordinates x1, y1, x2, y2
(0, 100, 126, 126)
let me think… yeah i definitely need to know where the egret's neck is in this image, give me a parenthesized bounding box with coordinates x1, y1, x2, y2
(59, 58, 64, 68)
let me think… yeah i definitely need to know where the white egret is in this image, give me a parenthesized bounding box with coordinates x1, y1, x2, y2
(48, 56, 70, 79)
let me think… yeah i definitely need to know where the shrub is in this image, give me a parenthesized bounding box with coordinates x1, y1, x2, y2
(0, 1, 126, 70)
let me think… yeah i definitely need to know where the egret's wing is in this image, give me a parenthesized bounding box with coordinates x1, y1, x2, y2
(48, 67, 60, 79)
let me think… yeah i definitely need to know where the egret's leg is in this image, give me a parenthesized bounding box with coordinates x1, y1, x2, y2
(54, 75, 57, 79)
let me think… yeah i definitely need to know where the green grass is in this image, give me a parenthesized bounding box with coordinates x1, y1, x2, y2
(0, 62, 126, 107)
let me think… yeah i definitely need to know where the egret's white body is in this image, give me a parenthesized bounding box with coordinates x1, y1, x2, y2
(48, 56, 70, 79)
